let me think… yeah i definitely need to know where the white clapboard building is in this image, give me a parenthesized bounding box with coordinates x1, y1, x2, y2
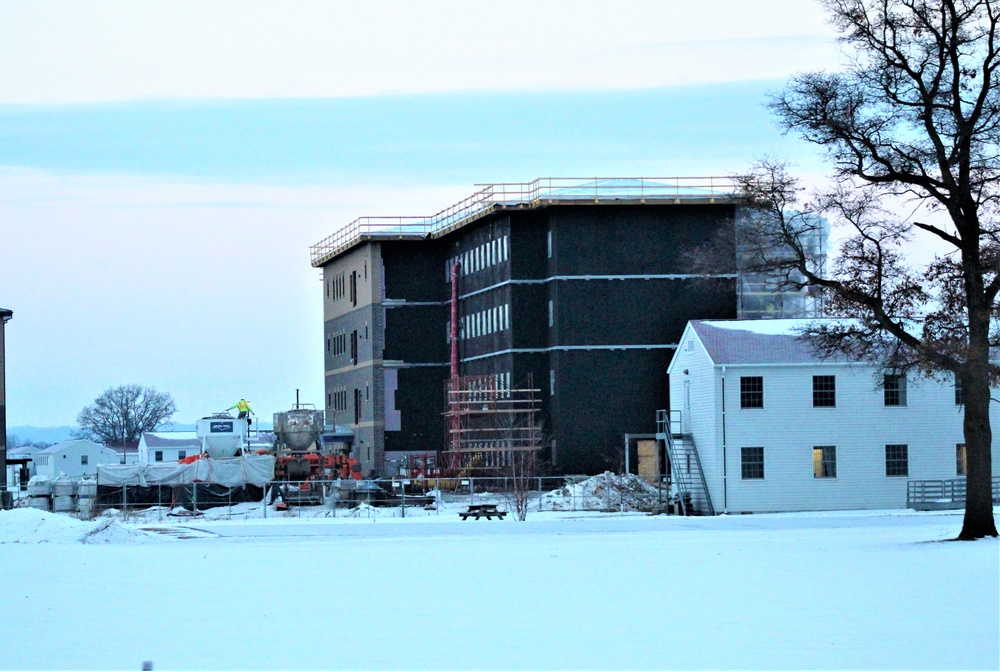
(32, 439, 120, 480)
(665, 319, 1000, 514)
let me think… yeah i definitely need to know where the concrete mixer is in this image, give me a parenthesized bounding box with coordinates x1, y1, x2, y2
(271, 396, 361, 499)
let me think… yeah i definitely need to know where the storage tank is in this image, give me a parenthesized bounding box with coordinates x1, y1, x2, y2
(78, 477, 97, 516)
(273, 408, 324, 452)
(27, 475, 52, 498)
(52, 475, 77, 512)
(195, 416, 248, 458)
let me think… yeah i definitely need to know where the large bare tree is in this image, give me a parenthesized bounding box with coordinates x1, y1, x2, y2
(739, 0, 999, 539)
(76, 384, 176, 448)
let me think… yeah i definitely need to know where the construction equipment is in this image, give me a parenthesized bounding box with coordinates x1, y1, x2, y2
(271, 394, 361, 505)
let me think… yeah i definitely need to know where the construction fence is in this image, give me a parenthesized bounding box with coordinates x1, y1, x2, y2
(25, 475, 678, 521)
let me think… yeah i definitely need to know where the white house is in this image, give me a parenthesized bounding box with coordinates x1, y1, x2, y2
(138, 432, 200, 463)
(33, 439, 120, 480)
(666, 319, 1000, 514)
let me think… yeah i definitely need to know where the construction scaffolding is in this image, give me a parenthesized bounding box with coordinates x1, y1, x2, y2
(442, 374, 542, 474)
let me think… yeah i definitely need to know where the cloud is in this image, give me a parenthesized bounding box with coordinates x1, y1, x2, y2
(0, 1, 838, 104)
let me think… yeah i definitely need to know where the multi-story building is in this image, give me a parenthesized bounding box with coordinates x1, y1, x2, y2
(311, 178, 823, 476)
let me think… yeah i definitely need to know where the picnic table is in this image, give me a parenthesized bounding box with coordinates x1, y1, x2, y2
(459, 503, 507, 520)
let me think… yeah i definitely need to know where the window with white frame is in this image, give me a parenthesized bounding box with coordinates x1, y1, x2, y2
(884, 374, 907, 406)
(813, 446, 836, 478)
(954, 375, 964, 406)
(154, 451, 164, 462)
(740, 376, 764, 409)
(741, 447, 764, 479)
(885, 444, 908, 477)
(813, 375, 836, 407)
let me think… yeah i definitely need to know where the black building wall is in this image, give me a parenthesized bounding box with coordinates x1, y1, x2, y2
(320, 201, 739, 476)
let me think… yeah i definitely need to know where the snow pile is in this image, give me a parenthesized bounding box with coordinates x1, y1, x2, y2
(540, 472, 665, 512)
(82, 510, 164, 544)
(0, 508, 163, 544)
(347, 502, 384, 518)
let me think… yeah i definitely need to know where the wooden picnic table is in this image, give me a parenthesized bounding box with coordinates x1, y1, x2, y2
(459, 503, 507, 520)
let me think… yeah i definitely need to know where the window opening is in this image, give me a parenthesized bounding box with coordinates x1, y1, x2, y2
(813, 375, 836, 407)
(741, 447, 764, 479)
(813, 446, 836, 478)
(740, 376, 764, 409)
(884, 374, 907, 406)
(885, 444, 909, 477)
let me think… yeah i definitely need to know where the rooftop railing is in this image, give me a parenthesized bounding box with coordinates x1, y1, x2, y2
(311, 176, 739, 266)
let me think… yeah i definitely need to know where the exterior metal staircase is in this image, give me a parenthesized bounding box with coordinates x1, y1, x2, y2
(655, 409, 715, 516)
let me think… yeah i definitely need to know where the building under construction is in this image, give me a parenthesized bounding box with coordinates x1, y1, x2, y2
(311, 178, 826, 477)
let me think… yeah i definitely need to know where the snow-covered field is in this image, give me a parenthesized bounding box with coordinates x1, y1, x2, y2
(1, 504, 997, 670)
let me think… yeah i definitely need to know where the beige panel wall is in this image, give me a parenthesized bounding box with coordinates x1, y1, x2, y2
(322, 243, 380, 322)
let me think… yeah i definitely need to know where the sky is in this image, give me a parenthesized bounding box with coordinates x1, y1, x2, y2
(0, 0, 846, 428)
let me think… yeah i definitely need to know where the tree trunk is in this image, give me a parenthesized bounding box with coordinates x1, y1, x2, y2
(958, 367, 998, 539)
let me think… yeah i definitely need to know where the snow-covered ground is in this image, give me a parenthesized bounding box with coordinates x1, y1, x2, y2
(1, 504, 997, 670)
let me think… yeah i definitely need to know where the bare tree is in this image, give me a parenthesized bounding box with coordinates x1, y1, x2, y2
(740, 0, 1000, 539)
(507, 448, 542, 522)
(76, 384, 176, 448)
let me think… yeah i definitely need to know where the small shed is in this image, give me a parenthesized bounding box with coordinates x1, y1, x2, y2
(33, 439, 119, 480)
(5, 445, 39, 488)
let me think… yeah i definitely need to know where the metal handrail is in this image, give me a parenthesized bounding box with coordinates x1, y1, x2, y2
(310, 176, 739, 266)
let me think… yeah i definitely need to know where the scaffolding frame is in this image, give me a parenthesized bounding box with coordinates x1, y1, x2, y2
(442, 373, 542, 474)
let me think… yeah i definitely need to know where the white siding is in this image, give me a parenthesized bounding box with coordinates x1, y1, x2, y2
(671, 326, 1000, 513)
(668, 327, 723, 510)
(34, 441, 118, 480)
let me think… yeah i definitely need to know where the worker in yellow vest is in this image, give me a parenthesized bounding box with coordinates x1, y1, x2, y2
(228, 398, 255, 426)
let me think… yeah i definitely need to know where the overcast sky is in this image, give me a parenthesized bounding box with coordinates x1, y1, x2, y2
(0, 0, 842, 428)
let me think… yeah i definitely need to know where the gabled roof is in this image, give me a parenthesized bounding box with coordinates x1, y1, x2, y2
(141, 432, 200, 448)
(37, 438, 107, 454)
(690, 319, 855, 366)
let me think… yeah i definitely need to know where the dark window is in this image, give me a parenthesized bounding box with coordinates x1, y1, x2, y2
(154, 450, 163, 462)
(740, 376, 764, 409)
(956, 443, 967, 476)
(955, 376, 964, 406)
(741, 447, 764, 479)
(80, 455, 88, 465)
(350, 330, 358, 365)
(350, 271, 357, 307)
(813, 375, 836, 407)
(354, 389, 361, 425)
(884, 374, 907, 406)
(813, 446, 836, 478)
(885, 444, 908, 477)
(178, 451, 186, 460)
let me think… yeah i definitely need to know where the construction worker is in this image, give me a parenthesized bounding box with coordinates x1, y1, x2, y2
(228, 398, 255, 426)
